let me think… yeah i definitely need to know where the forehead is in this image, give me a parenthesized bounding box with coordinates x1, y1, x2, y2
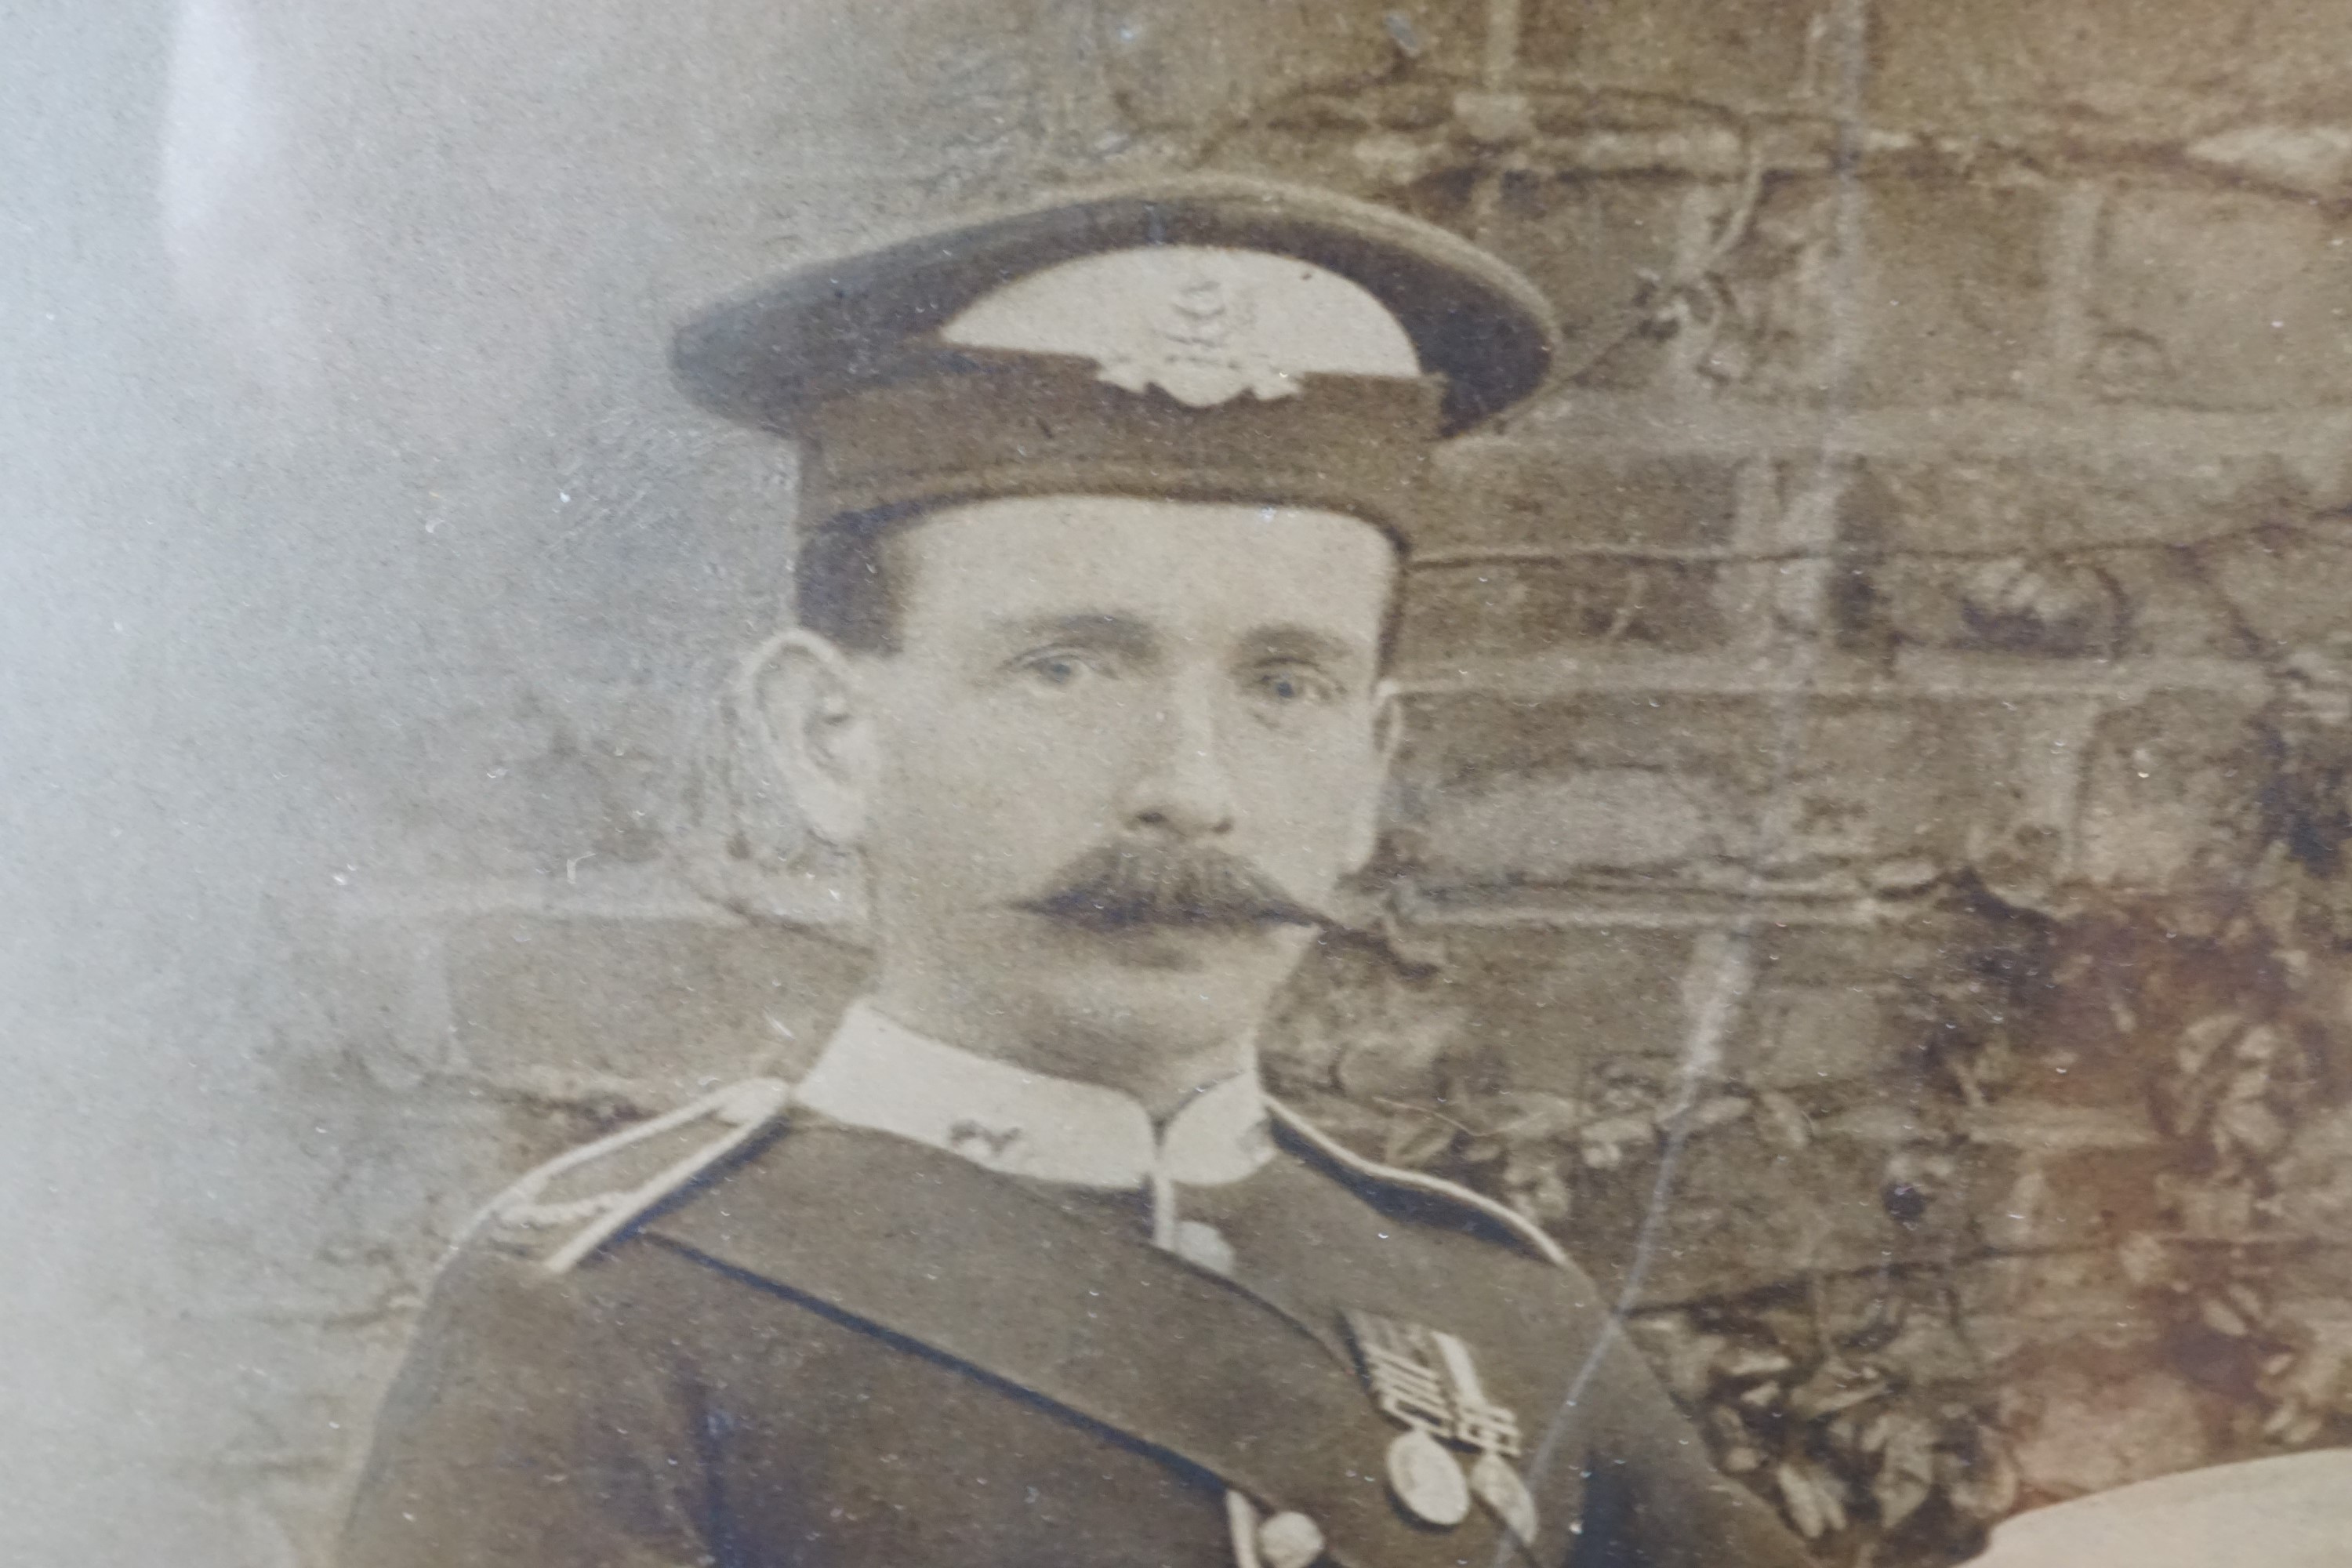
(891, 496, 1397, 648)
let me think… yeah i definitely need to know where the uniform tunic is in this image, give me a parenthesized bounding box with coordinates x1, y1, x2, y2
(342, 1005, 1809, 1568)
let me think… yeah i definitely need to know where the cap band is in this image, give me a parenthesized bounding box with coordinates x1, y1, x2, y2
(800, 352, 1444, 540)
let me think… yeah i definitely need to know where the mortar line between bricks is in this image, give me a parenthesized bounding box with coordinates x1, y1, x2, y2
(2034, 181, 2107, 401)
(332, 875, 859, 928)
(1399, 895, 1921, 930)
(1387, 653, 2275, 699)
(1481, 0, 1520, 88)
(1284, 85, 2346, 195)
(1458, 399, 2352, 463)
(1412, 533, 2322, 565)
(1621, 1243, 2126, 1316)
(1629, 1229, 2352, 1317)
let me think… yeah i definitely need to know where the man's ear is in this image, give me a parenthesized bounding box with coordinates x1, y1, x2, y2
(1341, 679, 1406, 873)
(746, 628, 875, 850)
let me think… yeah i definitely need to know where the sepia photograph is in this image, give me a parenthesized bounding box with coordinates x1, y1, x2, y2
(5, 2, 2352, 1564)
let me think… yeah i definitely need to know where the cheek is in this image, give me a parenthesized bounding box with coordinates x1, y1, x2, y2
(1235, 729, 1387, 857)
(864, 691, 1123, 873)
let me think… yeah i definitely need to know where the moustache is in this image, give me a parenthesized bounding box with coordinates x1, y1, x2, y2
(1013, 842, 1332, 933)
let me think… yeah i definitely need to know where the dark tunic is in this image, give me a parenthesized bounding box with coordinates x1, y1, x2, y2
(342, 1116, 1808, 1568)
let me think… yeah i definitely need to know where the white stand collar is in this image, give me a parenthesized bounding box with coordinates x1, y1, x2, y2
(793, 1000, 1277, 1190)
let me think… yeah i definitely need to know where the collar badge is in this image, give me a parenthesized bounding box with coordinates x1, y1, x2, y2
(946, 1118, 1025, 1164)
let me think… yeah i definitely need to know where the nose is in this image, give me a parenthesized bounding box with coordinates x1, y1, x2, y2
(1119, 683, 1237, 840)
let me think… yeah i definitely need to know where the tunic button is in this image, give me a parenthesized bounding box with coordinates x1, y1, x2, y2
(1257, 1510, 1325, 1568)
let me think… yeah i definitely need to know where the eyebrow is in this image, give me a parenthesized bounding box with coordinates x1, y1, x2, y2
(987, 613, 1374, 670)
(1244, 625, 1371, 669)
(993, 612, 1160, 657)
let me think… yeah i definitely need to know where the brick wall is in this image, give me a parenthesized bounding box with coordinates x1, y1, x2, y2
(228, 2, 2352, 1561)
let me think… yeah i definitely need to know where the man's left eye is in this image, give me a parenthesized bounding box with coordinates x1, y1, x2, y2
(1253, 666, 1338, 704)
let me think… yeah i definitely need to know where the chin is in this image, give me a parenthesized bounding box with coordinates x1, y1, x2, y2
(1031, 924, 1308, 1048)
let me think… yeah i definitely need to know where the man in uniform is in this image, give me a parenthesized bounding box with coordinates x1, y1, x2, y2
(341, 175, 1813, 1568)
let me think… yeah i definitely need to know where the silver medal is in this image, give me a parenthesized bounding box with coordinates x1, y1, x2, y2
(1385, 1425, 1471, 1527)
(1469, 1450, 1540, 1544)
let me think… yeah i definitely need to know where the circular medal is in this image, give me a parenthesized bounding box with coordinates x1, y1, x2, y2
(1255, 1509, 1326, 1568)
(1469, 1450, 1540, 1544)
(1385, 1426, 1471, 1527)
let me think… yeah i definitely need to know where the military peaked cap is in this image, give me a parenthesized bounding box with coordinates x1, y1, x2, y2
(671, 174, 1560, 548)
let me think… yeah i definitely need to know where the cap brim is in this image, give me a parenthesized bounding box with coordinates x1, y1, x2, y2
(672, 173, 1561, 438)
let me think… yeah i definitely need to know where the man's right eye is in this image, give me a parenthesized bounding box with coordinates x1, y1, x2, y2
(1013, 649, 1101, 687)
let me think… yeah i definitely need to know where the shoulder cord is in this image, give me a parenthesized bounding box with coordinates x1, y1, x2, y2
(447, 1076, 794, 1274)
(1264, 1097, 1569, 1269)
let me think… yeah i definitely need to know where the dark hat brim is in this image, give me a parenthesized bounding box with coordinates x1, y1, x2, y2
(672, 173, 1561, 438)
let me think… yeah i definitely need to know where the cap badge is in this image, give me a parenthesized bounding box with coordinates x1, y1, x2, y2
(1096, 273, 1302, 408)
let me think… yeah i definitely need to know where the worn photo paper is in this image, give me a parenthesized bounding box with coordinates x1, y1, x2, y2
(6, 2, 2352, 1565)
